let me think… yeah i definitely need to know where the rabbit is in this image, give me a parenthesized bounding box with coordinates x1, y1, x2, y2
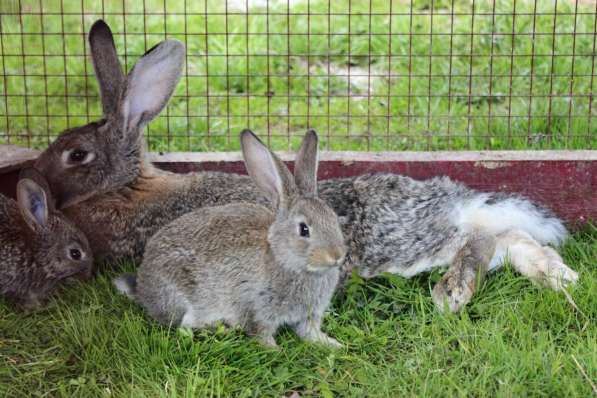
(34, 19, 268, 265)
(0, 168, 92, 309)
(114, 130, 346, 347)
(33, 20, 578, 313)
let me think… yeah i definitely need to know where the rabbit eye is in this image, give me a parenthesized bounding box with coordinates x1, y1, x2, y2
(299, 222, 310, 238)
(62, 149, 95, 166)
(69, 248, 82, 261)
(69, 150, 89, 163)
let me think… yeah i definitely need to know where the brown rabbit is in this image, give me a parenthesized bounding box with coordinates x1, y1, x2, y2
(0, 168, 92, 309)
(34, 20, 268, 265)
(34, 20, 578, 313)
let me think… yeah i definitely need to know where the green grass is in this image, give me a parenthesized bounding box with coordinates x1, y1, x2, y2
(1, 0, 597, 152)
(1, 226, 596, 397)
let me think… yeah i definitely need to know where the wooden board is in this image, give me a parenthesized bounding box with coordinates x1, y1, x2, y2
(152, 151, 597, 227)
(0, 145, 40, 173)
(0, 145, 41, 199)
(0, 148, 595, 227)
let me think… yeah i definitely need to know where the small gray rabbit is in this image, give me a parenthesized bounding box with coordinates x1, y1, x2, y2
(0, 168, 92, 309)
(114, 130, 346, 347)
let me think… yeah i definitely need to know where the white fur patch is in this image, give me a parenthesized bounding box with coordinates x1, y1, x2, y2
(180, 306, 239, 329)
(113, 276, 135, 299)
(455, 194, 568, 246)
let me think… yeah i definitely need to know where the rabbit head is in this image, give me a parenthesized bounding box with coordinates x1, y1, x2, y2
(15, 169, 93, 296)
(34, 20, 185, 208)
(241, 130, 347, 273)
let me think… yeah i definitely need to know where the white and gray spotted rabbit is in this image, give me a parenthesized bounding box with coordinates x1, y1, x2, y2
(0, 168, 92, 309)
(114, 130, 346, 347)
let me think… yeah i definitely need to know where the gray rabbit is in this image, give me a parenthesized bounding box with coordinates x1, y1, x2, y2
(0, 168, 92, 309)
(34, 20, 578, 313)
(114, 131, 346, 347)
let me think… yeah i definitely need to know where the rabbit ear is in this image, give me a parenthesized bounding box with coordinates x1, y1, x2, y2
(89, 20, 124, 119)
(17, 168, 54, 231)
(120, 39, 185, 133)
(240, 130, 298, 210)
(294, 129, 319, 196)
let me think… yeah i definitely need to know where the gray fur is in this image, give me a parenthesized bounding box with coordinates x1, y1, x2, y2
(317, 174, 567, 278)
(117, 131, 346, 347)
(320, 174, 478, 278)
(0, 169, 92, 309)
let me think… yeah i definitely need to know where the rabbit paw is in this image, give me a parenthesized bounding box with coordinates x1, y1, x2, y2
(432, 274, 475, 313)
(318, 334, 343, 348)
(294, 320, 342, 348)
(257, 334, 278, 348)
(306, 330, 343, 348)
(537, 247, 579, 290)
(17, 294, 45, 312)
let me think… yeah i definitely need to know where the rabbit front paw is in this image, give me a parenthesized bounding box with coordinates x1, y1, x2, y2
(295, 321, 342, 348)
(315, 333, 343, 348)
(257, 333, 278, 348)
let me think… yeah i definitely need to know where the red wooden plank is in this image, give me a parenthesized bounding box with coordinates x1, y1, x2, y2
(0, 150, 595, 227)
(154, 158, 596, 227)
(0, 144, 39, 174)
(0, 169, 20, 200)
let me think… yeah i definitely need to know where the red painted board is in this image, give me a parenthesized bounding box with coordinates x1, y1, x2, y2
(0, 169, 20, 200)
(0, 150, 595, 227)
(154, 158, 596, 227)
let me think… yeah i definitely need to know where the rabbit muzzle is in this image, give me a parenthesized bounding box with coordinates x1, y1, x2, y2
(307, 247, 346, 271)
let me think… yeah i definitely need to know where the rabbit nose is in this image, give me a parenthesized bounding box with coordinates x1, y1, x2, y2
(326, 247, 346, 266)
(332, 249, 346, 265)
(309, 248, 344, 268)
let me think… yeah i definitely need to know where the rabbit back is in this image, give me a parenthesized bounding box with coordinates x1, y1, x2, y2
(134, 203, 274, 327)
(64, 169, 269, 264)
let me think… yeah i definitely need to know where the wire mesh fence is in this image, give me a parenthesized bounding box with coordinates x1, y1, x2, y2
(0, 0, 596, 152)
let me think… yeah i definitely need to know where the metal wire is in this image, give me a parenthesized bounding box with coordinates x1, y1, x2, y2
(0, 0, 596, 151)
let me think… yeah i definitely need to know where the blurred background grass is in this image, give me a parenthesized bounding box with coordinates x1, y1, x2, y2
(1, 0, 596, 152)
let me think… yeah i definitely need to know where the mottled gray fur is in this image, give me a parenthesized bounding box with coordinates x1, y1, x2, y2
(115, 131, 346, 347)
(0, 169, 92, 309)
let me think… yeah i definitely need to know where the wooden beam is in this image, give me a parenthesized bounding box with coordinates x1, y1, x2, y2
(0, 145, 40, 199)
(151, 151, 597, 227)
(149, 150, 597, 163)
(0, 144, 40, 173)
(0, 147, 595, 226)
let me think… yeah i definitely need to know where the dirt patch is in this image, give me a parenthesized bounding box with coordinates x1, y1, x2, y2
(226, 0, 306, 12)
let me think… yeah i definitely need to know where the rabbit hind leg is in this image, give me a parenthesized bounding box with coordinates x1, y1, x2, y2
(431, 231, 495, 313)
(490, 229, 578, 290)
